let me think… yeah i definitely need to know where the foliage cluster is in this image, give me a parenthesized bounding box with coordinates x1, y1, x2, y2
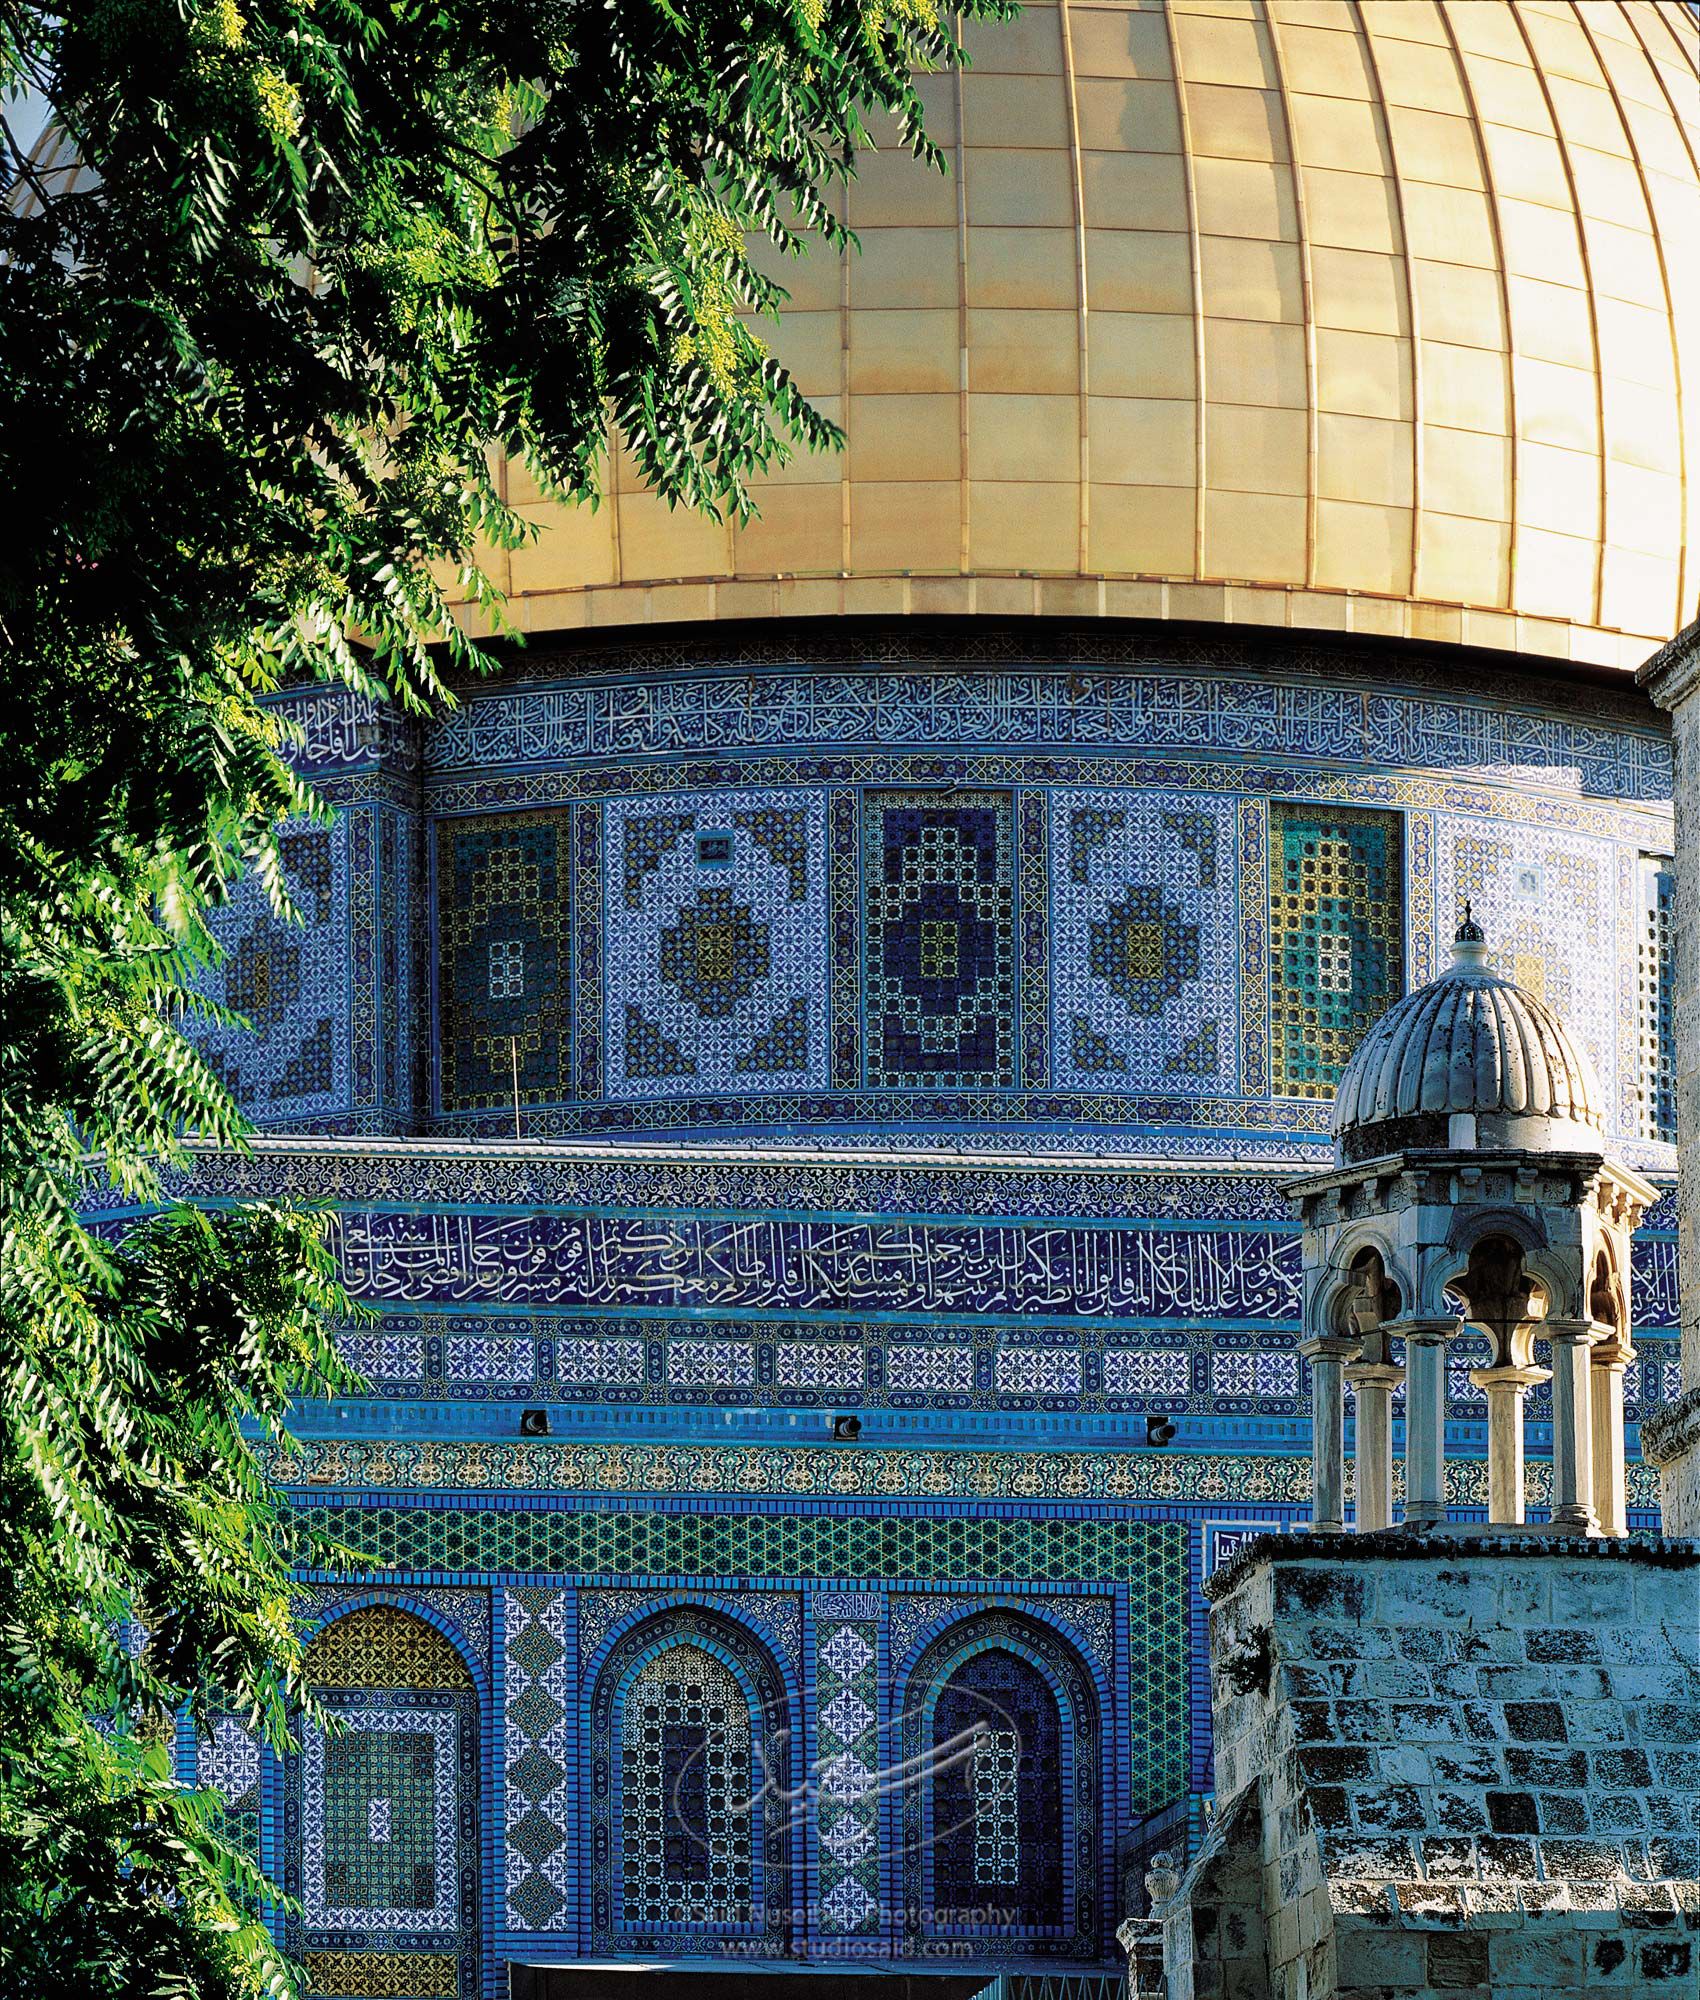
(0, 0, 1001, 1990)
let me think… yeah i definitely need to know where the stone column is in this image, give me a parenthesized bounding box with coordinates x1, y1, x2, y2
(1299, 1334, 1360, 1534)
(1389, 1319, 1457, 1531)
(1344, 1359, 1404, 1532)
(1468, 1364, 1549, 1526)
(1590, 1338, 1635, 1537)
(1546, 1318, 1600, 1533)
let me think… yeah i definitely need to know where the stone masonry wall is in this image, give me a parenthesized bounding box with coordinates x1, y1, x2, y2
(1156, 1537, 1700, 2000)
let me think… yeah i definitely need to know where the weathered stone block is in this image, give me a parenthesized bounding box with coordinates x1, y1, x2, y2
(1297, 1745, 1377, 1784)
(1434, 1792, 1491, 1835)
(1592, 1748, 1653, 1788)
(1538, 1838, 1630, 1881)
(1476, 1835, 1540, 1880)
(1356, 1785, 1426, 1833)
(1536, 1792, 1591, 1834)
(1429, 1748, 1502, 1786)
(1525, 1627, 1602, 1665)
(1638, 1937, 1694, 1982)
(1416, 1936, 1488, 1984)
(1336, 1924, 1426, 1986)
(1489, 1931, 1584, 1982)
(1504, 1696, 1568, 1744)
(1487, 1792, 1541, 1835)
(1589, 1794, 1646, 1833)
(1419, 1837, 1478, 1879)
(1549, 1570, 1636, 1624)
(1507, 1748, 1589, 1786)
(1275, 1567, 1367, 1621)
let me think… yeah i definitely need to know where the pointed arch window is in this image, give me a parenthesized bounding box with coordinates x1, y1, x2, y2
(900, 1610, 1102, 1960)
(590, 1609, 793, 1956)
(933, 1647, 1064, 1928)
(620, 1644, 754, 1929)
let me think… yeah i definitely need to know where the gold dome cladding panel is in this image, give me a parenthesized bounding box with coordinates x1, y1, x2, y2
(484, 1, 1700, 666)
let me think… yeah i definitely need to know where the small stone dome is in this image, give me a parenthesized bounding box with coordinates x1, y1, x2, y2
(1332, 909, 1605, 1163)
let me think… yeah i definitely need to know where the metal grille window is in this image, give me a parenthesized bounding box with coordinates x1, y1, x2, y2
(1637, 857, 1675, 1144)
(488, 938, 524, 1000)
(971, 1727, 1021, 1885)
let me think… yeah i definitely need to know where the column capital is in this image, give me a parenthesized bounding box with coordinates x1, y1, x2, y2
(1468, 1364, 1550, 1393)
(1543, 1317, 1603, 1345)
(1299, 1333, 1362, 1363)
(1384, 1316, 1462, 1346)
(1345, 1359, 1405, 1391)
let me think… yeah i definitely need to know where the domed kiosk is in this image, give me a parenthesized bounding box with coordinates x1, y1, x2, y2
(1293, 910, 1660, 1540)
(127, 3, 1695, 1990)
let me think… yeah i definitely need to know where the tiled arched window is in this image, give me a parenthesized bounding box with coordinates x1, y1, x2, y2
(619, 1645, 753, 1929)
(285, 1604, 481, 2000)
(900, 1611, 1100, 1961)
(590, 1608, 792, 1957)
(933, 1646, 1064, 1929)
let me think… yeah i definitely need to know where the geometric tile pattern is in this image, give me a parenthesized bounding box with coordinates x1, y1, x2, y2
(1126, 1526, 1191, 1814)
(302, 1952, 460, 1999)
(1211, 1347, 1300, 1399)
(503, 1587, 573, 1933)
(1050, 791, 1237, 1093)
(1445, 823, 1618, 1124)
(306, 1605, 472, 1691)
(605, 791, 829, 1100)
(1636, 855, 1676, 1143)
(436, 809, 572, 1113)
(861, 790, 1016, 1090)
(194, 820, 350, 1120)
(306, 1507, 1192, 1588)
(1269, 803, 1404, 1099)
(198, 1716, 263, 1868)
(305, 1708, 456, 1928)
(811, 1599, 882, 1937)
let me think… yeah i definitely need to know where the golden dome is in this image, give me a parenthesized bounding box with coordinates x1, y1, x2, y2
(484, 0, 1700, 669)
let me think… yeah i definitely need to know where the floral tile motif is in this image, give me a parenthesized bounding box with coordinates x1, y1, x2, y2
(604, 791, 829, 1101)
(1050, 792, 1239, 1096)
(861, 790, 1016, 1091)
(195, 820, 350, 1119)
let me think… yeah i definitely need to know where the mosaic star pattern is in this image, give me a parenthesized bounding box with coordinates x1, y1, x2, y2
(503, 1587, 574, 1933)
(1269, 804, 1404, 1100)
(436, 809, 571, 1113)
(195, 821, 350, 1120)
(1051, 793, 1238, 1095)
(605, 791, 829, 1100)
(862, 790, 1016, 1091)
(1445, 824, 1620, 1126)
(811, 1596, 883, 1938)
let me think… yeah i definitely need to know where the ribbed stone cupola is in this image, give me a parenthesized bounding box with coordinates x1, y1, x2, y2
(1332, 906, 1606, 1164)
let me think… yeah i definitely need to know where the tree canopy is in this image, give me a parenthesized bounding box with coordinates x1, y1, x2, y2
(0, 1, 1003, 1989)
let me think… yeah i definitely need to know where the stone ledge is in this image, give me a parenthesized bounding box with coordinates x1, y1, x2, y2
(1642, 1385, 1700, 1470)
(1203, 1530, 1700, 1602)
